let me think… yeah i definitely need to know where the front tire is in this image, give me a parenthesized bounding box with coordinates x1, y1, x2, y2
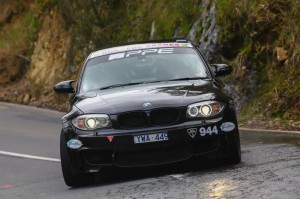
(60, 132, 95, 187)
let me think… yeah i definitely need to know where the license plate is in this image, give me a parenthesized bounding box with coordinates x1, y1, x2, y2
(134, 133, 168, 144)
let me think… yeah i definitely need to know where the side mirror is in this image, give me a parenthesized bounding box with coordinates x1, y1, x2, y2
(54, 80, 76, 94)
(211, 64, 233, 77)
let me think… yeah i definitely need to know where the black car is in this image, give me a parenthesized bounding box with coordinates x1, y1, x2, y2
(54, 39, 241, 187)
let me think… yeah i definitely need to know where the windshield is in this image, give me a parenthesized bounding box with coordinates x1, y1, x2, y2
(80, 47, 209, 92)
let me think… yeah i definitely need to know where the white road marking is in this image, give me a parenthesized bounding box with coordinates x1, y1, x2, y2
(0, 150, 61, 162)
(170, 174, 185, 180)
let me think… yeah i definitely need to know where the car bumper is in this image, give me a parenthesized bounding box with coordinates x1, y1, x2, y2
(62, 117, 239, 172)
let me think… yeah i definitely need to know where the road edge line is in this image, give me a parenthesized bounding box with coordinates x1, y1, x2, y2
(0, 102, 65, 116)
(240, 127, 300, 134)
(0, 150, 61, 162)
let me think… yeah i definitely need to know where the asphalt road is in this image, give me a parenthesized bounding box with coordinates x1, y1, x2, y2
(0, 102, 300, 199)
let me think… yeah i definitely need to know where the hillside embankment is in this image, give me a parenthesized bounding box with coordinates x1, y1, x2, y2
(0, 0, 299, 130)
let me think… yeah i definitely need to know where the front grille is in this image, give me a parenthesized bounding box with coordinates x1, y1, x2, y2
(117, 108, 180, 129)
(150, 108, 179, 126)
(118, 111, 147, 128)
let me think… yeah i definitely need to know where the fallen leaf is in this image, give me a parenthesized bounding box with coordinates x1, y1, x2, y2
(275, 47, 288, 61)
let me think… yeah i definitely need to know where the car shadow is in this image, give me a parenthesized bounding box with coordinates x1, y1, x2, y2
(70, 158, 241, 189)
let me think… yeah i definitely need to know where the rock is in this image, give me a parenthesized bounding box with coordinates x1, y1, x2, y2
(149, 21, 156, 40)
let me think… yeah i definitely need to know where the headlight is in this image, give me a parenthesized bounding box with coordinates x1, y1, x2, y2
(72, 114, 112, 130)
(187, 101, 224, 118)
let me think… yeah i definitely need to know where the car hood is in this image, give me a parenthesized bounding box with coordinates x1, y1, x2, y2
(75, 80, 225, 114)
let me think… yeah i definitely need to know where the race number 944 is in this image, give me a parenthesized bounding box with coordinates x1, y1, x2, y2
(199, 126, 218, 136)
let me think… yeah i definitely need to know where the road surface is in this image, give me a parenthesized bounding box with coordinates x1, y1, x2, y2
(0, 102, 300, 199)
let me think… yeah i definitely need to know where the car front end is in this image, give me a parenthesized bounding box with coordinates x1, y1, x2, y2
(61, 88, 240, 172)
(54, 39, 241, 186)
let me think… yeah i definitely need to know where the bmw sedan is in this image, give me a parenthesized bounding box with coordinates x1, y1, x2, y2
(54, 39, 241, 187)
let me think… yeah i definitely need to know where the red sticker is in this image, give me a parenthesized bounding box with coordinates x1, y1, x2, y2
(107, 136, 114, 142)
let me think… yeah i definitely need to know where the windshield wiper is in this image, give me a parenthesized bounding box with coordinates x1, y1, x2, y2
(99, 82, 144, 90)
(99, 78, 207, 90)
(166, 77, 208, 81)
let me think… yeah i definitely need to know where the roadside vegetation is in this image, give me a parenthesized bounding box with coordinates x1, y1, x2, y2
(216, 0, 300, 129)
